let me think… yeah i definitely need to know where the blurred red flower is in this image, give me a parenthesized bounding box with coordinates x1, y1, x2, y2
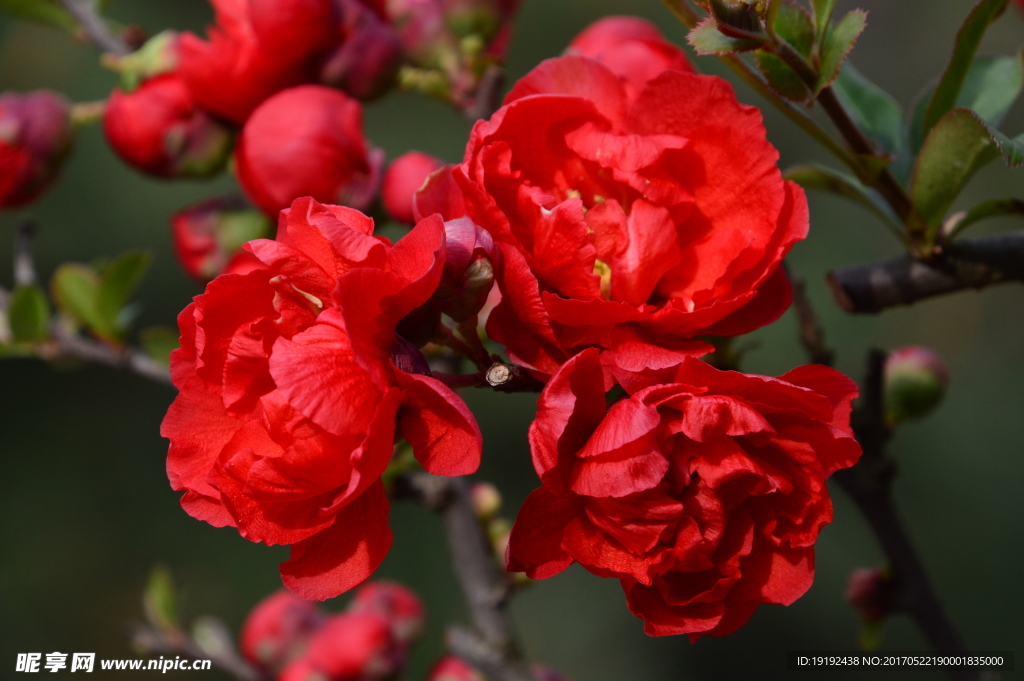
(240, 590, 323, 673)
(0, 90, 72, 208)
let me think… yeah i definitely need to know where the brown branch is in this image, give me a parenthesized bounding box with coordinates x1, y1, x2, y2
(787, 264, 835, 367)
(15, 219, 38, 287)
(484, 361, 544, 393)
(827, 232, 1024, 313)
(831, 351, 979, 681)
(395, 474, 534, 681)
(131, 621, 264, 681)
(58, 0, 130, 55)
(40, 324, 173, 386)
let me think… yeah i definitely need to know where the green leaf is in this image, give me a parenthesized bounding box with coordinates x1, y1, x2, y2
(96, 250, 150, 336)
(773, 0, 815, 57)
(138, 326, 178, 368)
(911, 107, 1024, 238)
(755, 50, 812, 102)
(784, 164, 903, 237)
(810, 0, 836, 39)
(143, 566, 178, 632)
(51, 264, 103, 331)
(833, 62, 904, 158)
(947, 198, 1024, 239)
(957, 53, 1024, 127)
(8, 285, 51, 342)
(816, 10, 867, 93)
(688, 17, 764, 55)
(0, 0, 75, 29)
(921, 0, 1010, 137)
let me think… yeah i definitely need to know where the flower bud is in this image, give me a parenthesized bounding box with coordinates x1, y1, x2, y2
(0, 90, 73, 208)
(301, 613, 402, 680)
(321, 0, 404, 100)
(348, 580, 426, 644)
(469, 481, 501, 521)
(104, 75, 233, 179)
(240, 590, 324, 673)
(428, 655, 485, 681)
(431, 217, 496, 322)
(883, 346, 949, 426)
(382, 151, 445, 224)
(488, 516, 511, 558)
(845, 568, 891, 624)
(171, 196, 272, 281)
(235, 85, 384, 217)
(532, 665, 573, 681)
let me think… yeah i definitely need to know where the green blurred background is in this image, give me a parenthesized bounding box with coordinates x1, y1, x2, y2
(1, 1, 1022, 679)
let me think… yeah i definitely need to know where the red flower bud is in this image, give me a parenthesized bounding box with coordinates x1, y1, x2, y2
(235, 85, 384, 217)
(883, 346, 949, 426)
(567, 16, 694, 99)
(171, 196, 272, 281)
(104, 75, 233, 178)
(382, 151, 444, 224)
(348, 580, 425, 644)
(846, 568, 891, 624)
(0, 90, 72, 208)
(240, 590, 324, 673)
(427, 655, 485, 681)
(299, 613, 402, 680)
(321, 0, 404, 100)
(431, 217, 496, 322)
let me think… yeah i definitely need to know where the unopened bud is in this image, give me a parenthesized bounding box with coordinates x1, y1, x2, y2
(171, 196, 272, 282)
(883, 346, 948, 426)
(532, 665, 573, 681)
(845, 567, 891, 624)
(382, 151, 445, 224)
(240, 590, 324, 674)
(469, 481, 501, 521)
(0, 90, 73, 208)
(428, 655, 486, 681)
(443, 0, 502, 42)
(488, 517, 511, 558)
(301, 613, 403, 680)
(348, 581, 426, 644)
(321, 0, 404, 100)
(432, 217, 497, 322)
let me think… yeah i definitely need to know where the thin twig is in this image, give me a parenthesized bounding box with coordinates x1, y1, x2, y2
(41, 323, 173, 385)
(786, 264, 835, 367)
(131, 622, 264, 681)
(58, 0, 130, 55)
(15, 219, 38, 287)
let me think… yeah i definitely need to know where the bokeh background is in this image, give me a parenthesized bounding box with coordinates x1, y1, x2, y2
(1, 1, 1022, 679)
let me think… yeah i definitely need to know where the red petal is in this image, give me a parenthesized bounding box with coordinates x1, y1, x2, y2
(503, 55, 627, 128)
(393, 370, 482, 476)
(506, 486, 580, 579)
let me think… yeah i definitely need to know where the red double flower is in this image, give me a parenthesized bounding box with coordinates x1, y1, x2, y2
(417, 55, 808, 376)
(162, 197, 481, 600)
(507, 350, 861, 637)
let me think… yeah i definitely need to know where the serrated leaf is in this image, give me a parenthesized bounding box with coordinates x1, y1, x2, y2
(785, 164, 902, 232)
(773, 0, 815, 57)
(51, 264, 103, 332)
(833, 62, 904, 159)
(911, 107, 1024, 239)
(688, 17, 764, 55)
(816, 10, 867, 93)
(0, 0, 75, 29)
(138, 326, 178, 368)
(143, 566, 178, 632)
(957, 53, 1024, 127)
(811, 0, 836, 39)
(756, 50, 812, 102)
(8, 285, 50, 342)
(948, 197, 1024, 239)
(96, 250, 150, 337)
(922, 0, 1010, 137)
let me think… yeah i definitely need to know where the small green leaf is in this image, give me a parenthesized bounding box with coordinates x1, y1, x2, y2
(784, 164, 903, 235)
(96, 250, 151, 336)
(51, 264, 103, 331)
(688, 17, 764, 55)
(755, 50, 812, 102)
(810, 0, 837, 39)
(816, 10, 867, 93)
(138, 326, 178, 368)
(8, 285, 51, 342)
(0, 0, 75, 29)
(143, 566, 178, 632)
(773, 0, 815, 57)
(833, 62, 904, 159)
(957, 53, 1024, 127)
(911, 107, 1024, 238)
(922, 0, 1010, 138)
(947, 198, 1024, 239)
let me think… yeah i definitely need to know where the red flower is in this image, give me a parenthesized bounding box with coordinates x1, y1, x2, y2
(0, 90, 72, 208)
(506, 349, 861, 638)
(170, 196, 272, 281)
(161, 197, 482, 600)
(428, 656, 485, 681)
(417, 56, 807, 377)
(348, 580, 425, 644)
(382, 151, 444, 225)
(104, 75, 233, 178)
(320, 0, 404, 100)
(280, 612, 400, 681)
(567, 16, 694, 100)
(235, 85, 384, 217)
(177, 0, 339, 124)
(240, 590, 323, 672)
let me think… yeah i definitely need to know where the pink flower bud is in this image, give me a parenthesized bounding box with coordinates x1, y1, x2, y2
(469, 481, 501, 520)
(845, 568, 890, 624)
(883, 346, 949, 426)
(382, 151, 444, 224)
(235, 85, 384, 217)
(301, 613, 402, 680)
(171, 196, 272, 281)
(104, 75, 233, 178)
(348, 580, 426, 644)
(0, 90, 72, 208)
(321, 0, 404, 100)
(427, 655, 485, 681)
(240, 590, 324, 673)
(432, 217, 496, 322)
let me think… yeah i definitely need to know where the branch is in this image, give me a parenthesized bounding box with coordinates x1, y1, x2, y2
(15, 219, 38, 287)
(131, 620, 264, 681)
(831, 351, 979, 681)
(827, 232, 1024, 313)
(40, 323, 173, 386)
(787, 264, 835, 367)
(395, 474, 534, 681)
(58, 0, 129, 55)
(484, 361, 544, 393)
